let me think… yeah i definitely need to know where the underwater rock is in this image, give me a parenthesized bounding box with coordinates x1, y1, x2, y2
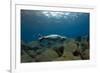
(21, 43, 33, 51)
(80, 49, 89, 60)
(21, 41, 38, 61)
(61, 39, 82, 60)
(56, 52, 81, 61)
(53, 46, 64, 57)
(21, 46, 36, 59)
(28, 41, 41, 48)
(21, 35, 90, 62)
(80, 41, 89, 51)
(27, 50, 37, 58)
(71, 47, 89, 60)
(21, 42, 31, 56)
(71, 41, 89, 60)
(31, 46, 41, 52)
(21, 49, 35, 62)
(72, 50, 81, 56)
(63, 39, 81, 53)
(35, 49, 59, 62)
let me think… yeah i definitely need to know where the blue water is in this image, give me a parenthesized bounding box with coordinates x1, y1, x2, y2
(21, 10, 89, 43)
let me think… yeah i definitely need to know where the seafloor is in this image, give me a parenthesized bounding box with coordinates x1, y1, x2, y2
(21, 35, 89, 63)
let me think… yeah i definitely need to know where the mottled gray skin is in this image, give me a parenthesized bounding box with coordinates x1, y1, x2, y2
(38, 34, 67, 47)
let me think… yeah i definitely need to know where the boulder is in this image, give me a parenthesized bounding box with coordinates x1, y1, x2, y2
(35, 49, 59, 62)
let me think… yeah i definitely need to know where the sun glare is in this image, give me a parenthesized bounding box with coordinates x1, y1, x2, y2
(42, 11, 71, 18)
